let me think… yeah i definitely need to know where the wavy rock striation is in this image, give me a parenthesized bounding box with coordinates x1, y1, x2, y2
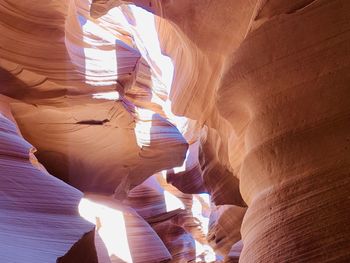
(2, 0, 350, 262)
(0, 96, 96, 262)
(92, 0, 350, 262)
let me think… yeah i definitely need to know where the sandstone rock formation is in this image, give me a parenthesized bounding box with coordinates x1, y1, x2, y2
(0, 96, 95, 262)
(1, 0, 350, 262)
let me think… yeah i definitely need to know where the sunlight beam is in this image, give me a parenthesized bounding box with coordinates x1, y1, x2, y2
(78, 198, 133, 262)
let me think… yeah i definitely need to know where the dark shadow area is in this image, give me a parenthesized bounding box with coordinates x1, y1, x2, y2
(0, 68, 67, 101)
(57, 230, 98, 263)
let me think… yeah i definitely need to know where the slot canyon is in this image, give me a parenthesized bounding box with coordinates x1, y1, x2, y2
(0, 0, 350, 262)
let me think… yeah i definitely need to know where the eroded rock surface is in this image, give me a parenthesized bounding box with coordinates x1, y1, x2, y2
(1, 0, 350, 262)
(0, 97, 96, 262)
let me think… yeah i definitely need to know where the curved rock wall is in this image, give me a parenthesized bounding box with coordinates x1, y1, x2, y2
(1, 0, 221, 262)
(0, 95, 96, 262)
(92, 0, 350, 262)
(2, 0, 350, 262)
(227, 1, 350, 262)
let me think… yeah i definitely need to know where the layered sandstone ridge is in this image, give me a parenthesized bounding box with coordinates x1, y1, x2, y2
(93, 0, 350, 262)
(0, 96, 96, 262)
(1, 0, 350, 262)
(1, 0, 244, 262)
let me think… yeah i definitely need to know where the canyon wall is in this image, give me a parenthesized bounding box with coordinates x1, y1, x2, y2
(0, 95, 96, 262)
(1, 0, 349, 262)
(93, 0, 350, 262)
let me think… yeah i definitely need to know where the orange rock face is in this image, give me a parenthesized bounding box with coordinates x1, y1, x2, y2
(1, 0, 350, 262)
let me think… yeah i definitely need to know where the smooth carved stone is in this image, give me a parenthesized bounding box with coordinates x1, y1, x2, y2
(199, 128, 246, 207)
(2, 0, 350, 262)
(1, 1, 216, 262)
(123, 1, 350, 262)
(224, 240, 243, 263)
(148, 210, 196, 263)
(218, 0, 350, 262)
(207, 206, 246, 257)
(0, 97, 95, 262)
